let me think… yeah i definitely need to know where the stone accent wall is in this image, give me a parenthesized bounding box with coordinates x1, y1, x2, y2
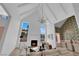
(55, 27, 61, 33)
(60, 16, 79, 40)
(58, 16, 79, 52)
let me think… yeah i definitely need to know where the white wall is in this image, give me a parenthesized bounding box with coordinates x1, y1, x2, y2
(16, 8, 41, 48)
(27, 19, 41, 47)
(1, 4, 20, 55)
(16, 21, 41, 49)
(0, 5, 10, 52)
(0, 15, 10, 52)
(21, 10, 41, 47)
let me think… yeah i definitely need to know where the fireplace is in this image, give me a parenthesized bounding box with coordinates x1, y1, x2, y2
(31, 40, 37, 47)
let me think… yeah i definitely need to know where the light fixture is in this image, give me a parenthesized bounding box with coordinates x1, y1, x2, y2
(40, 4, 46, 24)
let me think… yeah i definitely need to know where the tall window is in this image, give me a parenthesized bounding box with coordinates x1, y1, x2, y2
(20, 22, 29, 42)
(40, 24, 46, 41)
(40, 24, 45, 34)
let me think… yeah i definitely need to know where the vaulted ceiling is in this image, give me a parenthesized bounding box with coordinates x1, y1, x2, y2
(0, 3, 75, 28)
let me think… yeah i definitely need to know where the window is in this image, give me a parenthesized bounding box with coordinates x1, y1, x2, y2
(2, 15, 8, 20)
(40, 24, 45, 34)
(20, 22, 29, 42)
(40, 24, 46, 41)
(21, 22, 29, 30)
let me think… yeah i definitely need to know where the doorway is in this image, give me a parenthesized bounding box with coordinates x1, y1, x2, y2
(56, 33, 61, 44)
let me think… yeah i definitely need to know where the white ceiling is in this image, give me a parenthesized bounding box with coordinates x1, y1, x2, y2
(0, 5, 8, 16)
(0, 3, 75, 28)
(55, 18, 67, 28)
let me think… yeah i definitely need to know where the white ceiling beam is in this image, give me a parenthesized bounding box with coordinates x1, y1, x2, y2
(18, 4, 39, 15)
(54, 3, 75, 24)
(61, 3, 75, 16)
(47, 4, 58, 21)
(20, 7, 37, 20)
(17, 3, 30, 7)
(8, 3, 23, 7)
(0, 5, 8, 16)
(48, 4, 67, 22)
(59, 4, 68, 15)
(43, 4, 56, 24)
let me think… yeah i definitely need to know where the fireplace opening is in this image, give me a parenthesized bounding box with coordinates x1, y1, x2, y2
(31, 40, 37, 47)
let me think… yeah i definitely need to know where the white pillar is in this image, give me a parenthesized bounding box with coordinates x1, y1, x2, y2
(43, 4, 56, 48)
(46, 21, 56, 48)
(51, 24, 56, 48)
